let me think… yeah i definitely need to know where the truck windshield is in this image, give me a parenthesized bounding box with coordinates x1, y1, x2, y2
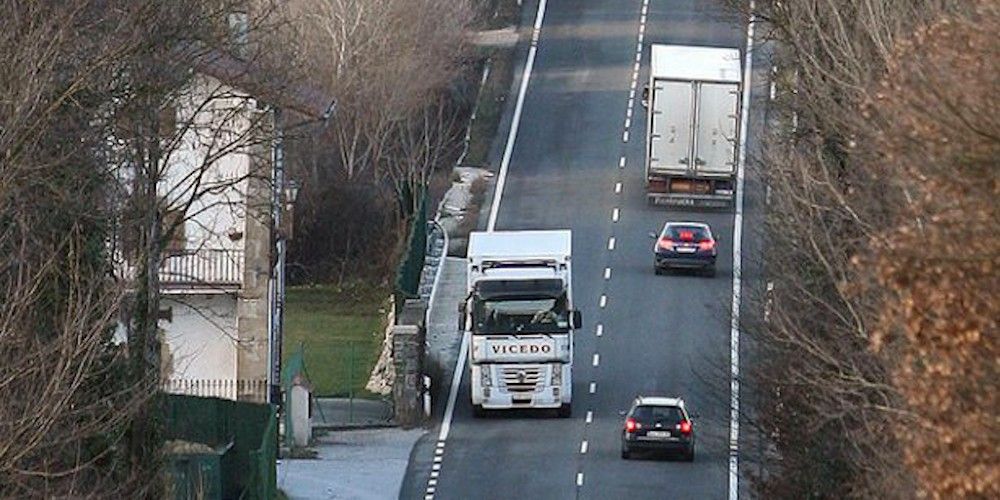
(472, 295, 569, 334)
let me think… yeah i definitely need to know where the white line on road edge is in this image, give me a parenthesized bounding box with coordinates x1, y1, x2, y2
(486, 0, 549, 231)
(730, 4, 755, 500)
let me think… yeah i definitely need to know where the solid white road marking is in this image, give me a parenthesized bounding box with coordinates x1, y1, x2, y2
(580, 441, 589, 454)
(586, 410, 593, 423)
(592, 353, 600, 367)
(486, 0, 549, 231)
(596, 324, 603, 337)
(730, 3, 756, 500)
(612, 208, 620, 222)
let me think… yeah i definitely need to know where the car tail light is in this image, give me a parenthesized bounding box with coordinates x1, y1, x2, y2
(679, 420, 692, 435)
(657, 238, 674, 251)
(625, 418, 638, 433)
(679, 230, 695, 242)
(698, 239, 715, 251)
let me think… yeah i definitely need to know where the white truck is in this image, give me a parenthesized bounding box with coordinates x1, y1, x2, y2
(642, 44, 742, 208)
(459, 230, 581, 418)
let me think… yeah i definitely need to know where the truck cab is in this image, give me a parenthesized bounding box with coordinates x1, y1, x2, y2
(460, 231, 580, 417)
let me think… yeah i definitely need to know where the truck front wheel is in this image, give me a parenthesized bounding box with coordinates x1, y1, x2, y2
(472, 405, 487, 418)
(557, 403, 572, 418)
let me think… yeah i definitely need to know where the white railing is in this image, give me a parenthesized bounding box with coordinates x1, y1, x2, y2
(162, 378, 267, 403)
(119, 248, 244, 288)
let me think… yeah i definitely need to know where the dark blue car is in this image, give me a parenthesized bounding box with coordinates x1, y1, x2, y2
(652, 222, 718, 277)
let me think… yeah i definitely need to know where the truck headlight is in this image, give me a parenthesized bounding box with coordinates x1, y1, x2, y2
(480, 366, 492, 387)
(551, 365, 561, 386)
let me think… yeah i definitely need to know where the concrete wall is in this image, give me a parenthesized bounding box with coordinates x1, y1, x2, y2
(161, 294, 238, 380)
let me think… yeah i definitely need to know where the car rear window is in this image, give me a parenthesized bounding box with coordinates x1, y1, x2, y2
(663, 225, 710, 242)
(632, 405, 683, 424)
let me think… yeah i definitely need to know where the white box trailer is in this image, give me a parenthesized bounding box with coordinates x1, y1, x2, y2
(460, 230, 581, 417)
(643, 45, 742, 208)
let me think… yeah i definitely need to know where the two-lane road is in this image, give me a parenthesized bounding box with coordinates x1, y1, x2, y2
(403, 0, 754, 497)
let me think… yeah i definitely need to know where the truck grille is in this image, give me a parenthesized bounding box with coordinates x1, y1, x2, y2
(500, 366, 543, 393)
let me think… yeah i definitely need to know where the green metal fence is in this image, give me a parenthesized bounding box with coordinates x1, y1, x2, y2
(163, 394, 277, 500)
(394, 187, 428, 318)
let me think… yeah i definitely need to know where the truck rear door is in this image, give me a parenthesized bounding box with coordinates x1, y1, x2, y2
(649, 80, 693, 173)
(693, 82, 739, 175)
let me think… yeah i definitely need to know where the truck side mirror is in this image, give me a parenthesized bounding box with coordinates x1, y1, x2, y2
(641, 85, 649, 108)
(572, 310, 583, 329)
(458, 303, 466, 331)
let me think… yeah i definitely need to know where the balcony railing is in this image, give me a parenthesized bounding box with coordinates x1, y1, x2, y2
(118, 248, 244, 288)
(162, 378, 267, 403)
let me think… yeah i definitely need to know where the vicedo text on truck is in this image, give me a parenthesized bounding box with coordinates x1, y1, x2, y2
(459, 230, 581, 418)
(642, 44, 742, 208)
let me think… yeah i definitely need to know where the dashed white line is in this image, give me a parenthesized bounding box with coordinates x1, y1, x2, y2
(624, 117, 631, 129)
(608, 237, 616, 250)
(623, 130, 629, 142)
(612, 208, 620, 222)
(580, 441, 589, 454)
(429, 479, 437, 486)
(635, 52, 641, 62)
(596, 324, 603, 337)
(599, 295, 607, 308)
(431, 471, 439, 479)
(432, 463, 441, 471)
(629, 89, 636, 100)
(434, 456, 443, 463)
(604, 266, 612, 279)
(638, 31, 644, 43)
(626, 107, 633, 119)
(640, 14, 646, 24)
(614, 182, 622, 194)
(589, 382, 597, 394)
(619, 156, 626, 168)
(592, 353, 600, 367)
(586, 410, 593, 423)
(577, 472, 584, 487)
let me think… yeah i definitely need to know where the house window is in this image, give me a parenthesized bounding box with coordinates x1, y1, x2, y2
(159, 105, 177, 141)
(162, 207, 187, 256)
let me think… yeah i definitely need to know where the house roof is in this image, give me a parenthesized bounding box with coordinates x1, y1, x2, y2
(179, 44, 336, 121)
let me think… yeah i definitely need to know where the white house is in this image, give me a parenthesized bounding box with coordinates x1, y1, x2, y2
(121, 47, 333, 403)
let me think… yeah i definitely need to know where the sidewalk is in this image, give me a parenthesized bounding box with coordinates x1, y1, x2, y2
(277, 428, 425, 500)
(311, 397, 393, 429)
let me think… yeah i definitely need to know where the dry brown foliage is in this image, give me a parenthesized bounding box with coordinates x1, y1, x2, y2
(747, 0, 995, 497)
(865, 3, 1000, 497)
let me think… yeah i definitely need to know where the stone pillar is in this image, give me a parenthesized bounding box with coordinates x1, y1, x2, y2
(236, 137, 272, 400)
(289, 376, 311, 447)
(392, 300, 426, 428)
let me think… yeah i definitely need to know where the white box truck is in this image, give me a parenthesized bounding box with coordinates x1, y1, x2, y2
(642, 44, 742, 208)
(459, 230, 581, 417)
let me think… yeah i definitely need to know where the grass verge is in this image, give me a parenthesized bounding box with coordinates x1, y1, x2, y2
(283, 283, 389, 398)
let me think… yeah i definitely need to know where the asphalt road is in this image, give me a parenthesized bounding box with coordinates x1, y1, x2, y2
(403, 0, 760, 498)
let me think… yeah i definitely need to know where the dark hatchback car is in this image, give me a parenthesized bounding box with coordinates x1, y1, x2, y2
(652, 222, 718, 277)
(621, 396, 696, 461)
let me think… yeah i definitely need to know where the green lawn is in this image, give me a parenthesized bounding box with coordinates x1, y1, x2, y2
(283, 284, 389, 398)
